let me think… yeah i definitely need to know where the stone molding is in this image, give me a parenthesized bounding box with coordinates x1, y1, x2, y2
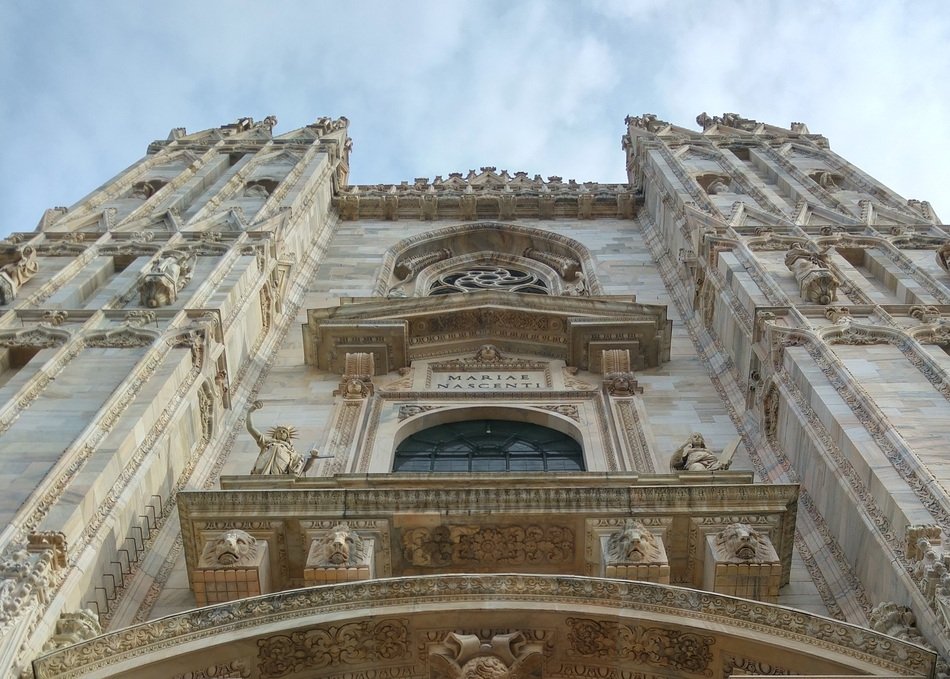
(303, 293, 672, 375)
(32, 574, 934, 678)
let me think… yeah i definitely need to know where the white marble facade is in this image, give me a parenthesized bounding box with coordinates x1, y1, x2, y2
(0, 113, 947, 677)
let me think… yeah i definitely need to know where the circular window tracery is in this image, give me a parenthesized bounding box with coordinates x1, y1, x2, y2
(393, 420, 584, 472)
(429, 267, 548, 295)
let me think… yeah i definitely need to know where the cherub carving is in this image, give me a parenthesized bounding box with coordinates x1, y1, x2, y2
(246, 401, 304, 475)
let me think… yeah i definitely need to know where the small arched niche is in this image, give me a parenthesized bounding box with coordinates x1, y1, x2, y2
(388, 405, 586, 473)
(376, 221, 600, 297)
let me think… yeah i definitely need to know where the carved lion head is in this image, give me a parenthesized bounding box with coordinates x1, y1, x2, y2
(606, 520, 661, 563)
(319, 523, 363, 565)
(715, 523, 765, 561)
(204, 529, 257, 566)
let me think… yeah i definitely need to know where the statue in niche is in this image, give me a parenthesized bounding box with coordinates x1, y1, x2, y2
(246, 400, 304, 475)
(706, 177, 731, 195)
(669, 432, 734, 472)
(0, 245, 38, 304)
(783, 242, 839, 305)
(139, 250, 196, 308)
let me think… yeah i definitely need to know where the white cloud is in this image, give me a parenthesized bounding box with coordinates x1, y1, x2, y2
(0, 0, 948, 233)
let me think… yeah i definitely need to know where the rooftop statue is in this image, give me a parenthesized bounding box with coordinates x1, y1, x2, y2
(246, 401, 304, 475)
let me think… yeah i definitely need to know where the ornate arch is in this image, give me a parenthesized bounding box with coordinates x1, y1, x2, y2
(375, 222, 603, 297)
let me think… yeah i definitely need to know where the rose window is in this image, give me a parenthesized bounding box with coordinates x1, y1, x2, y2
(428, 267, 548, 295)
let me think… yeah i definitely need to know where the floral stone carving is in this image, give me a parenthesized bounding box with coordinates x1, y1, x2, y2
(566, 617, 713, 675)
(257, 618, 409, 678)
(401, 524, 574, 567)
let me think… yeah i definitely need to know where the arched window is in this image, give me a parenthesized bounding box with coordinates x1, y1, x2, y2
(393, 420, 584, 472)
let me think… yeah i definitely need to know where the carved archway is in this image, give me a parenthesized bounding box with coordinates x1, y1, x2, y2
(375, 222, 603, 297)
(34, 575, 935, 678)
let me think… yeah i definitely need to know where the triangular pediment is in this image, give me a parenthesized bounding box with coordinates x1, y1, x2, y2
(303, 292, 672, 375)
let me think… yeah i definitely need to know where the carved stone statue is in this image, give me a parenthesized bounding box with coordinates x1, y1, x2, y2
(200, 529, 258, 566)
(312, 523, 366, 567)
(606, 520, 662, 563)
(474, 344, 503, 362)
(139, 250, 196, 308)
(937, 242, 950, 273)
(670, 432, 734, 472)
(42, 609, 102, 652)
(0, 244, 38, 304)
(784, 243, 839, 305)
(246, 401, 304, 475)
(715, 523, 768, 561)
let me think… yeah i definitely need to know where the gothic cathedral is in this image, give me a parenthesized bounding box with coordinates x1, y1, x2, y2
(1, 113, 947, 677)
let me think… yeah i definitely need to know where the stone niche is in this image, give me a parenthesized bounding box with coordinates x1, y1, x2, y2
(192, 529, 270, 606)
(703, 522, 781, 602)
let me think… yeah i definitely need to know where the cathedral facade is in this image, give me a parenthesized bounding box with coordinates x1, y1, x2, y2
(0, 113, 946, 677)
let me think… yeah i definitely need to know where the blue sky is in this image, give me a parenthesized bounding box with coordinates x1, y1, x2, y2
(1, 0, 948, 236)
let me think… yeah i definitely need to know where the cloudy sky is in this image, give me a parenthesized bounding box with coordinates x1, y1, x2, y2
(1, 1, 947, 236)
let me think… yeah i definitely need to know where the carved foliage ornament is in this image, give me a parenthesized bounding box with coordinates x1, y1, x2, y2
(401, 524, 574, 567)
(566, 617, 713, 675)
(257, 618, 409, 678)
